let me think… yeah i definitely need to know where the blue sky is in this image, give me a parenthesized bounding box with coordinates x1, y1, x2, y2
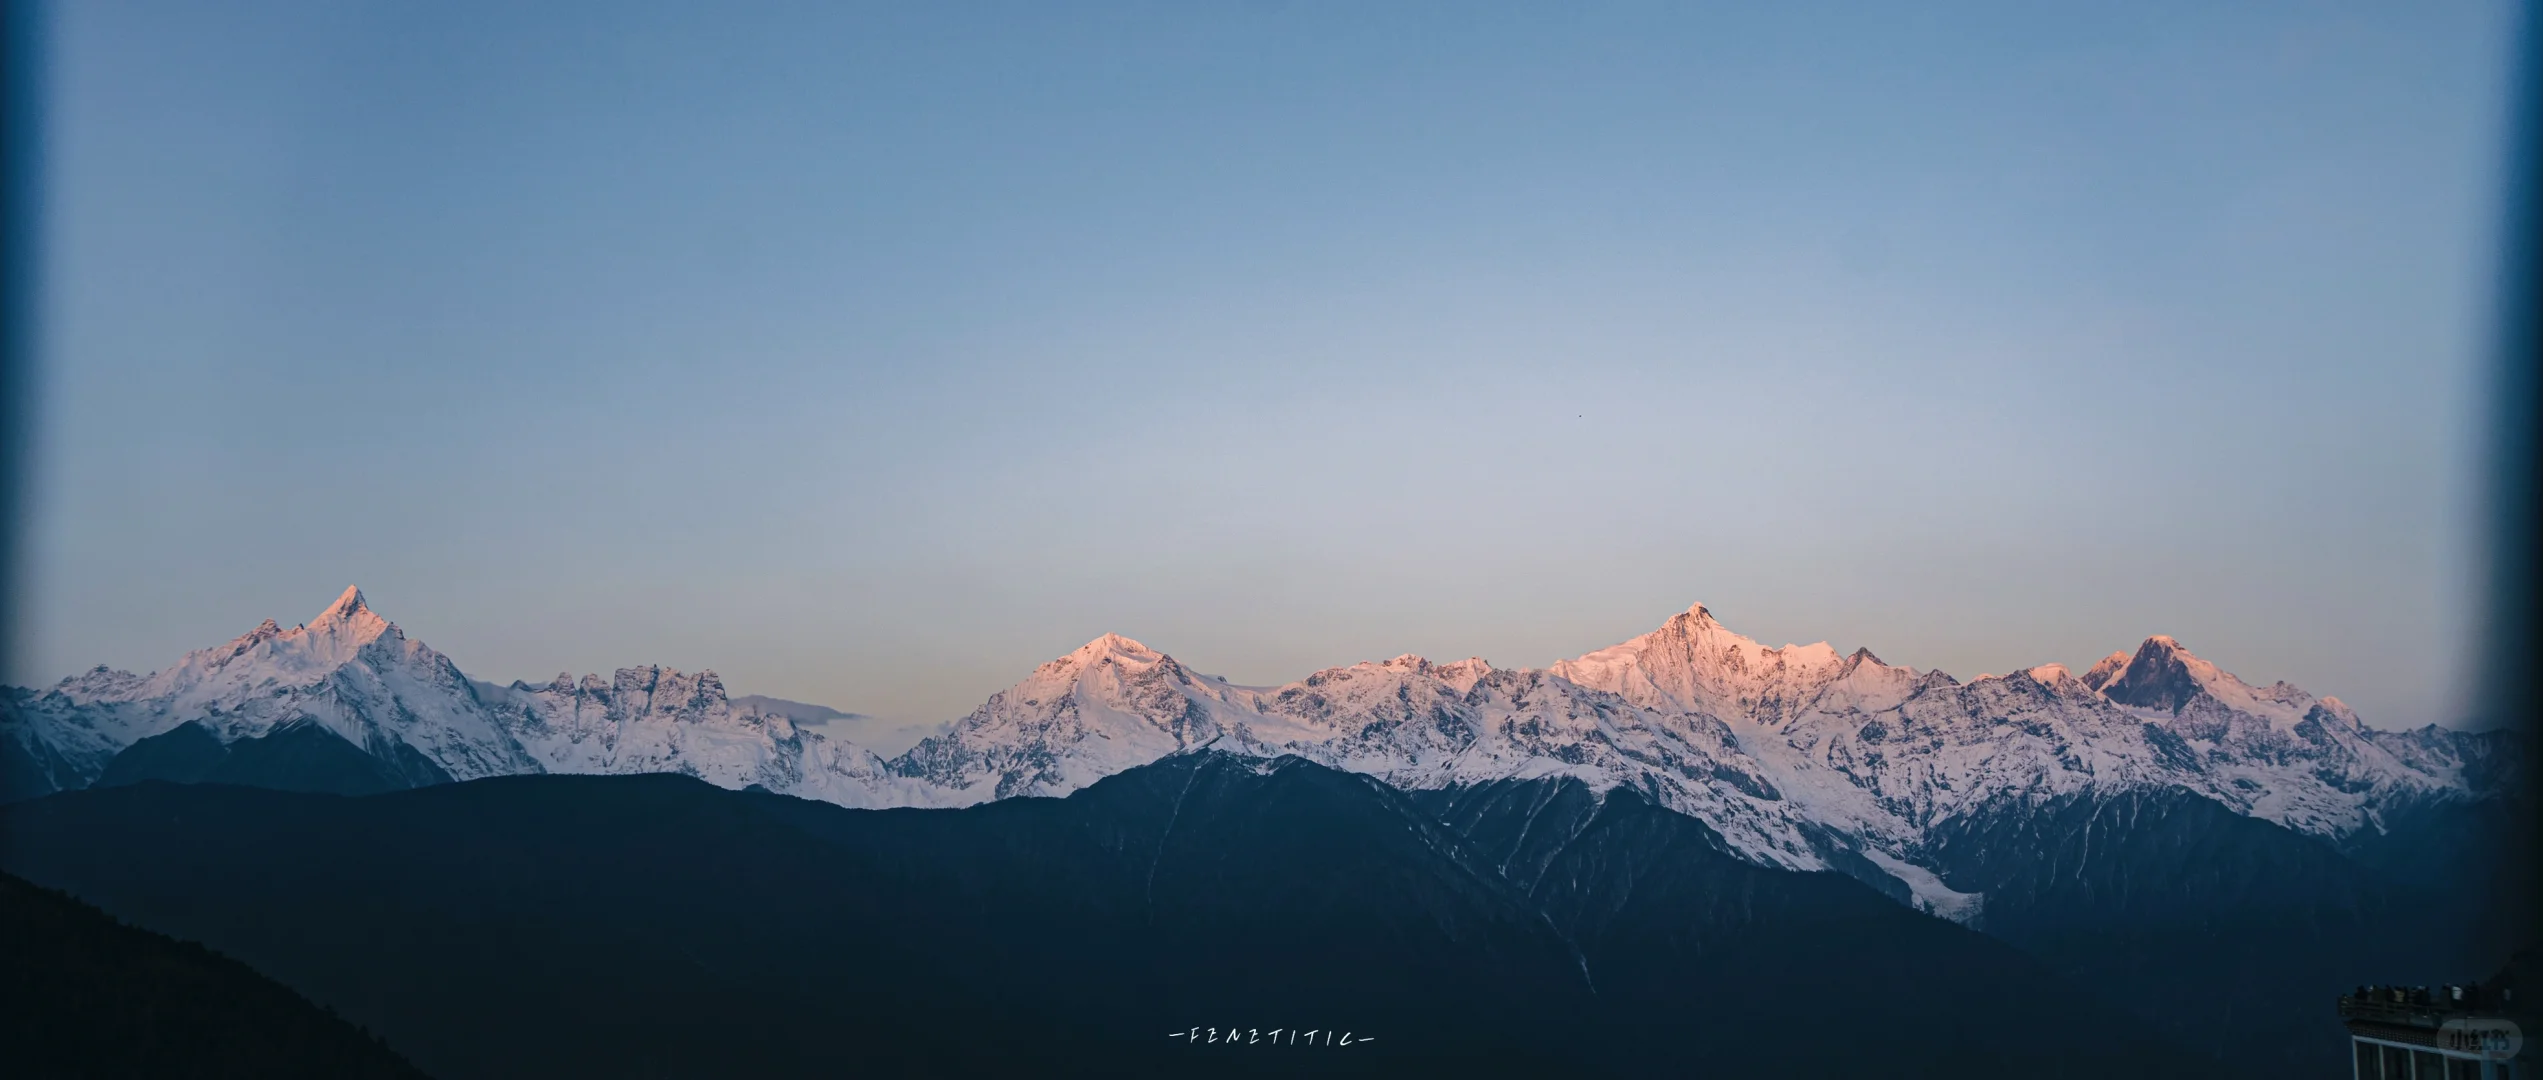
(16, 0, 2523, 746)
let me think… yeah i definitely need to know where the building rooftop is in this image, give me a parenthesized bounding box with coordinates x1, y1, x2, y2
(2340, 984, 2520, 1030)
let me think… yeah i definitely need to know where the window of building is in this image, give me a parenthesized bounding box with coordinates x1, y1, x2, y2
(2383, 1045, 2413, 1079)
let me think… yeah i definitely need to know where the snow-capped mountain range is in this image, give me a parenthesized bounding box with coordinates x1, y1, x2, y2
(2, 587, 2516, 918)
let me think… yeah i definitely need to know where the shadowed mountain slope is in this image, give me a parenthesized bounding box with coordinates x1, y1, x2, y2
(0, 870, 429, 1080)
(0, 753, 2190, 1078)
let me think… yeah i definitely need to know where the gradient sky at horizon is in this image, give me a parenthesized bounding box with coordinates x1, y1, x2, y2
(15, 0, 2524, 749)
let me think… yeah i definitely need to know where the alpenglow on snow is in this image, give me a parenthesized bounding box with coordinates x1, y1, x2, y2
(1, 587, 2515, 921)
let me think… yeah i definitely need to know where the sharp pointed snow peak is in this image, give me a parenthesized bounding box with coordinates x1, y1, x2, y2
(2122, 634, 2218, 674)
(1650, 601, 1837, 654)
(2082, 636, 2200, 685)
(2088, 632, 2307, 717)
(315, 585, 374, 623)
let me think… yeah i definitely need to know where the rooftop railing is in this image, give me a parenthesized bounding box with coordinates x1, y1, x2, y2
(2339, 985, 2516, 1028)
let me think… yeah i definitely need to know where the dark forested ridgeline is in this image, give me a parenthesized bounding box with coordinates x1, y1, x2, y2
(0, 869, 428, 1079)
(2, 752, 2523, 1077)
(4, 753, 2205, 1079)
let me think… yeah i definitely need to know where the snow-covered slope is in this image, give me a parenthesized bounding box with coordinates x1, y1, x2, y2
(890, 633, 1289, 802)
(1, 587, 540, 789)
(885, 636, 1825, 862)
(475, 666, 908, 808)
(3, 589, 2516, 921)
(1551, 602, 1849, 723)
(0, 586, 903, 807)
(874, 601, 2511, 916)
(1553, 605, 2505, 848)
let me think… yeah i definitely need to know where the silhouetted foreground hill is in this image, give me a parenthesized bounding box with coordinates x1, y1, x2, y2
(0, 753, 2196, 1078)
(0, 870, 428, 1080)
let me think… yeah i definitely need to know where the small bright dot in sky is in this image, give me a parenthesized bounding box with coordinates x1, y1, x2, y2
(14, 1, 2522, 746)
